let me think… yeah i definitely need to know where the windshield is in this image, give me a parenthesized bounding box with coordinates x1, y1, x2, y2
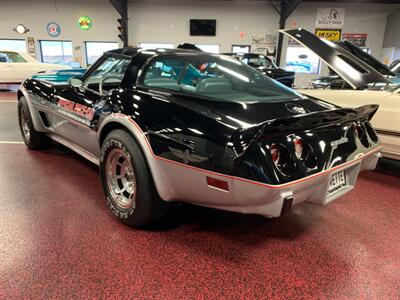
(141, 54, 301, 103)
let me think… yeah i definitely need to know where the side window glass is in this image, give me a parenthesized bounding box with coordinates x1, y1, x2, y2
(0, 52, 26, 63)
(6, 52, 26, 63)
(0, 52, 8, 62)
(83, 56, 131, 92)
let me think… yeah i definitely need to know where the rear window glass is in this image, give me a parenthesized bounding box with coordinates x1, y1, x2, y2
(141, 54, 302, 103)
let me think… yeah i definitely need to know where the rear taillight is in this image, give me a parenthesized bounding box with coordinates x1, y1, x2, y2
(365, 122, 379, 143)
(293, 137, 316, 169)
(293, 137, 303, 159)
(354, 122, 370, 147)
(268, 144, 295, 177)
(270, 144, 280, 165)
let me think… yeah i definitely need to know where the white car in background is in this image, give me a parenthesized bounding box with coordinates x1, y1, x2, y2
(281, 29, 400, 161)
(0, 50, 70, 84)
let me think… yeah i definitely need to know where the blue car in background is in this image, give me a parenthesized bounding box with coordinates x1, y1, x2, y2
(32, 68, 87, 83)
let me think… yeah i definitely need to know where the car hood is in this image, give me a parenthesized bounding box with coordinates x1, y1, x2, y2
(39, 63, 71, 70)
(336, 41, 395, 76)
(280, 28, 391, 90)
(35, 68, 85, 75)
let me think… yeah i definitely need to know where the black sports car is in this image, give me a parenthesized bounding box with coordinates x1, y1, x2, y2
(224, 53, 295, 87)
(18, 48, 381, 227)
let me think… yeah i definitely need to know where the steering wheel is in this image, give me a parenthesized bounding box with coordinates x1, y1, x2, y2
(99, 75, 122, 94)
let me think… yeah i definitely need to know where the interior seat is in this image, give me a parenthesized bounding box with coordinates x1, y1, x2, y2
(144, 77, 180, 91)
(196, 77, 232, 94)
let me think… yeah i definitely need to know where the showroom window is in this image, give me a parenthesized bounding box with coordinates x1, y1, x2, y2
(85, 42, 119, 66)
(231, 45, 250, 54)
(0, 39, 26, 53)
(195, 44, 220, 54)
(139, 42, 174, 49)
(285, 46, 320, 74)
(39, 40, 73, 65)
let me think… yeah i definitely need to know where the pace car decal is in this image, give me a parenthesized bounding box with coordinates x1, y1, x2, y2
(56, 97, 94, 126)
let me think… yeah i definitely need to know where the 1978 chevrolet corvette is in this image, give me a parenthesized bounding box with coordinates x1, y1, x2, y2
(18, 48, 382, 227)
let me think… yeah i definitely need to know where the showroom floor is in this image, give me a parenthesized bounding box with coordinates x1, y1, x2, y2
(0, 88, 399, 299)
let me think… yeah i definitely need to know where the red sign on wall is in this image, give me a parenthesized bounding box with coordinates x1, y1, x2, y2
(342, 33, 367, 47)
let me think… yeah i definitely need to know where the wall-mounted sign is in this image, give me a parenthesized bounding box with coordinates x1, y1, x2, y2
(343, 33, 367, 47)
(251, 34, 276, 57)
(78, 16, 92, 31)
(315, 29, 341, 42)
(47, 22, 61, 37)
(27, 37, 36, 58)
(316, 8, 345, 29)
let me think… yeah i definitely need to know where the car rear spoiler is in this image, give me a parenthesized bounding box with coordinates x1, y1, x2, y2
(227, 104, 379, 159)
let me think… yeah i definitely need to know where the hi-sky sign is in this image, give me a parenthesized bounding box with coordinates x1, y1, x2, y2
(315, 29, 341, 42)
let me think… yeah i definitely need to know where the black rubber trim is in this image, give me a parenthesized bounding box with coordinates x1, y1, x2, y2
(375, 129, 400, 138)
(280, 196, 293, 217)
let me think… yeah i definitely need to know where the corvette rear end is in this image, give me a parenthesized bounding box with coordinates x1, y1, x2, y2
(157, 103, 381, 218)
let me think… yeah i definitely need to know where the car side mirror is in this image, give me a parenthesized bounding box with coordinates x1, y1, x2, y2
(69, 77, 83, 87)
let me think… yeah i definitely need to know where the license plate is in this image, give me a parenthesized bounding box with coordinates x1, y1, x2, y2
(328, 170, 347, 196)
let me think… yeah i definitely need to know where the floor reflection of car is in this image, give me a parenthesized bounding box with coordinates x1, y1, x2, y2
(0, 50, 70, 83)
(282, 28, 400, 161)
(224, 53, 295, 87)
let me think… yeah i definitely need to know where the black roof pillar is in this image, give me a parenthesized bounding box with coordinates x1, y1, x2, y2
(274, 0, 302, 66)
(109, 0, 129, 47)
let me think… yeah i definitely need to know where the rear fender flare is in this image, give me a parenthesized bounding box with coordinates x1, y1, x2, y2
(97, 113, 175, 201)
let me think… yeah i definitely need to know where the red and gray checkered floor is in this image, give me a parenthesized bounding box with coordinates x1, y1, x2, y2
(0, 88, 399, 298)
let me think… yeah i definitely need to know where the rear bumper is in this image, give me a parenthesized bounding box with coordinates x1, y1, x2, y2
(220, 149, 381, 217)
(157, 147, 381, 217)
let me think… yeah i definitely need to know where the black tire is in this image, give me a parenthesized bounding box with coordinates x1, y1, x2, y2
(18, 96, 50, 149)
(99, 129, 169, 227)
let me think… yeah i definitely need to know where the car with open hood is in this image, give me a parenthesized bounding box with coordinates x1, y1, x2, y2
(309, 40, 400, 89)
(17, 47, 381, 227)
(281, 28, 400, 160)
(0, 50, 70, 84)
(223, 53, 295, 87)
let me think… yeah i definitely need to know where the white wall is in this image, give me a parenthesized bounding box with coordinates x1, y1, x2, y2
(128, 0, 400, 87)
(0, 0, 120, 66)
(1, 0, 399, 80)
(129, 1, 278, 52)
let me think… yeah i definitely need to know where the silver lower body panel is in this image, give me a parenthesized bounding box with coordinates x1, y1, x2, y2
(157, 149, 381, 217)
